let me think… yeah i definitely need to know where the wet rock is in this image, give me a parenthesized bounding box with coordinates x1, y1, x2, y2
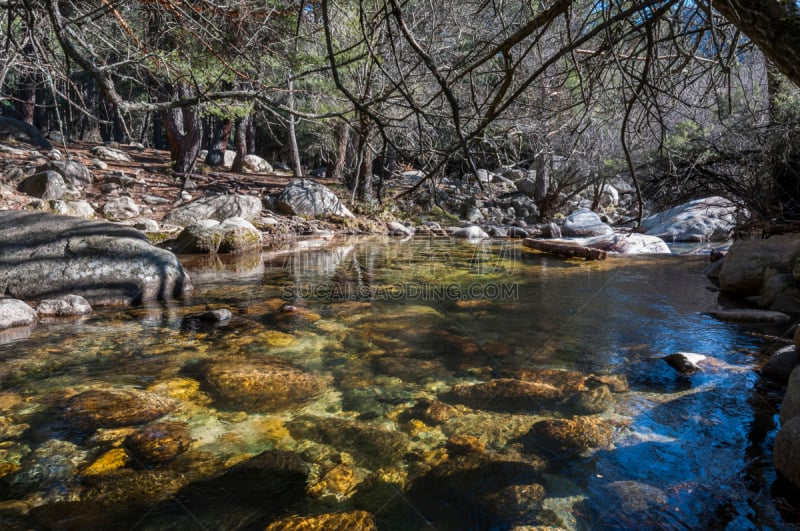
(407, 398, 458, 425)
(17, 171, 66, 200)
(190, 357, 324, 412)
(373, 356, 451, 382)
(0, 299, 37, 330)
(12, 439, 86, 491)
(602, 480, 668, 513)
(81, 448, 130, 476)
(44, 160, 93, 187)
(82, 469, 188, 505)
(169, 219, 223, 253)
(287, 416, 409, 468)
(449, 225, 489, 239)
(185, 308, 233, 324)
(307, 462, 363, 499)
(663, 352, 705, 374)
(497, 367, 588, 393)
(0, 211, 192, 305)
(566, 385, 614, 414)
(126, 420, 192, 464)
(217, 217, 262, 253)
(774, 416, 800, 490)
(640, 197, 739, 242)
(387, 221, 414, 236)
(404, 455, 544, 529)
(36, 294, 92, 317)
(706, 309, 791, 324)
(241, 154, 273, 174)
(796, 326, 800, 350)
(526, 417, 615, 453)
(446, 434, 486, 456)
(561, 209, 614, 237)
(761, 346, 800, 383)
(586, 373, 629, 392)
(718, 233, 800, 295)
(277, 179, 354, 218)
(63, 388, 177, 430)
(163, 194, 264, 226)
(265, 510, 378, 531)
(445, 378, 564, 412)
(91, 145, 132, 162)
(103, 196, 140, 221)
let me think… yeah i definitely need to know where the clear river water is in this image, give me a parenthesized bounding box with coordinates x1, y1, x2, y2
(0, 237, 796, 530)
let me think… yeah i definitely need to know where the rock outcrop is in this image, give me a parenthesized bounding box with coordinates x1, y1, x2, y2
(0, 211, 192, 305)
(640, 196, 740, 242)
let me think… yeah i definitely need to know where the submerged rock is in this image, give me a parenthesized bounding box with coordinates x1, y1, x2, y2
(602, 480, 668, 513)
(526, 416, 615, 453)
(63, 388, 177, 430)
(125, 420, 193, 464)
(444, 378, 563, 412)
(287, 416, 408, 468)
(189, 356, 324, 412)
(705, 309, 791, 324)
(265, 510, 378, 531)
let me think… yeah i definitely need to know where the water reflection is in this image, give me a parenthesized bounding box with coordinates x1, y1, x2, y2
(0, 237, 791, 529)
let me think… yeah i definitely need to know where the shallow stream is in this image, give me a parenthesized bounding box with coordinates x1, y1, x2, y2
(0, 237, 794, 529)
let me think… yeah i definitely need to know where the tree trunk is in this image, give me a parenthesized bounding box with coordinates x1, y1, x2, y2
(204, 117, 232, 167)
(231, 114, 252, 173)
(355, 115, 373, 202)
(327, 120, 350, 184)
(14, 41, 37, 125)
(160, 84, 203, 175)
(152, 111, 166, 150)
(287, 77, 303, 177)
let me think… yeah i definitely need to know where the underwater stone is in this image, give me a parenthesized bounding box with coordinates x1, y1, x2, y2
(526, 417, 615, 453)
(125, 420, 193, 464)
(63, 388, 177, 430)
(265, 510, 378, 530)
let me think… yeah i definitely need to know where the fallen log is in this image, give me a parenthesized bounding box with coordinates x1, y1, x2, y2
(522, 238, 607, 261)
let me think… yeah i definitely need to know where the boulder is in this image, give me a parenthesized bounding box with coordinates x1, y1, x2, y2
(103, 196, 140, 221)
(36, 294, 93, 317)
(17, 171, 66, 200)
(717, 233, 800, 295)
(774, 416, 800, 489)
(190, 356, 324, 412)
(277, 179, 354, 218)
(562, 208, 614, 237)
(640, 196, 739, 242)
(387, 221, 414, 236)
(44, 160, 93, 187)
(781, 366, 800, 425)
(125, 420, 193, 464)
(163, 194, 264, 226)
(48, 199, 96, 219)
(265, 511, 378, 531)
(578, 233, 670, 254)
(241, 154, 273, 174)
(598, 185, 620, 208)
(0, 211, 192, 305)
(449, 226, 489, 239)
(91, 145, 132, 162)
(761, 346, 800, 383)
(527, 416, 614, 452)
(64, 388, 177, 430)
(795, 326, 800, 350)
(515, 177, 537, 197)
(169, 217, 262, 254)
(759, 273, 800, 313)
(0, 299, 37, 330)
(0, 116, 52, 148)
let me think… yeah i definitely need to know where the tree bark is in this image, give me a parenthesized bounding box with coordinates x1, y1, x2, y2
(287, 77, 303, 177)
(327, 120, 350, 184)
(231, 113, 252, 173)
(161, 84, 203, 175)
(204, 117, 233, 167)
(712, 0, 800, 88)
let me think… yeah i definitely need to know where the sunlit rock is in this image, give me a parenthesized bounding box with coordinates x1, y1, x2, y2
(63, 388, 177, 430)
(640, 196, 739, 242)
(561, 208, 614, 237)
(36, 294, 92, 317)
(526, 416, 615, 453)
(0, 299, 37, 330)
(277, 179, 354, 218)
(163, 194, 263, 226)
(189, 357, 324, 413)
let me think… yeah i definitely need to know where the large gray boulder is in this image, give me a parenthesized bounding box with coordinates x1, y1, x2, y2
(578, 233, 671, 254)
(103, 196, 140, 221)
(17, 171, 66, 200)
(562, 208, 614, 237)
(0, 299, 37, 330)
(718, 233, 800, 295)
(242, 154, 273, 174)
(163, 194, 263, 226)
(43, 160, 93, 187)
(168, 217, 262, 254)
(277, 179, 354, 218)
(0, 211, 192, 305)
(775, 416, 800, 489)
(640, 196, 739, 242)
